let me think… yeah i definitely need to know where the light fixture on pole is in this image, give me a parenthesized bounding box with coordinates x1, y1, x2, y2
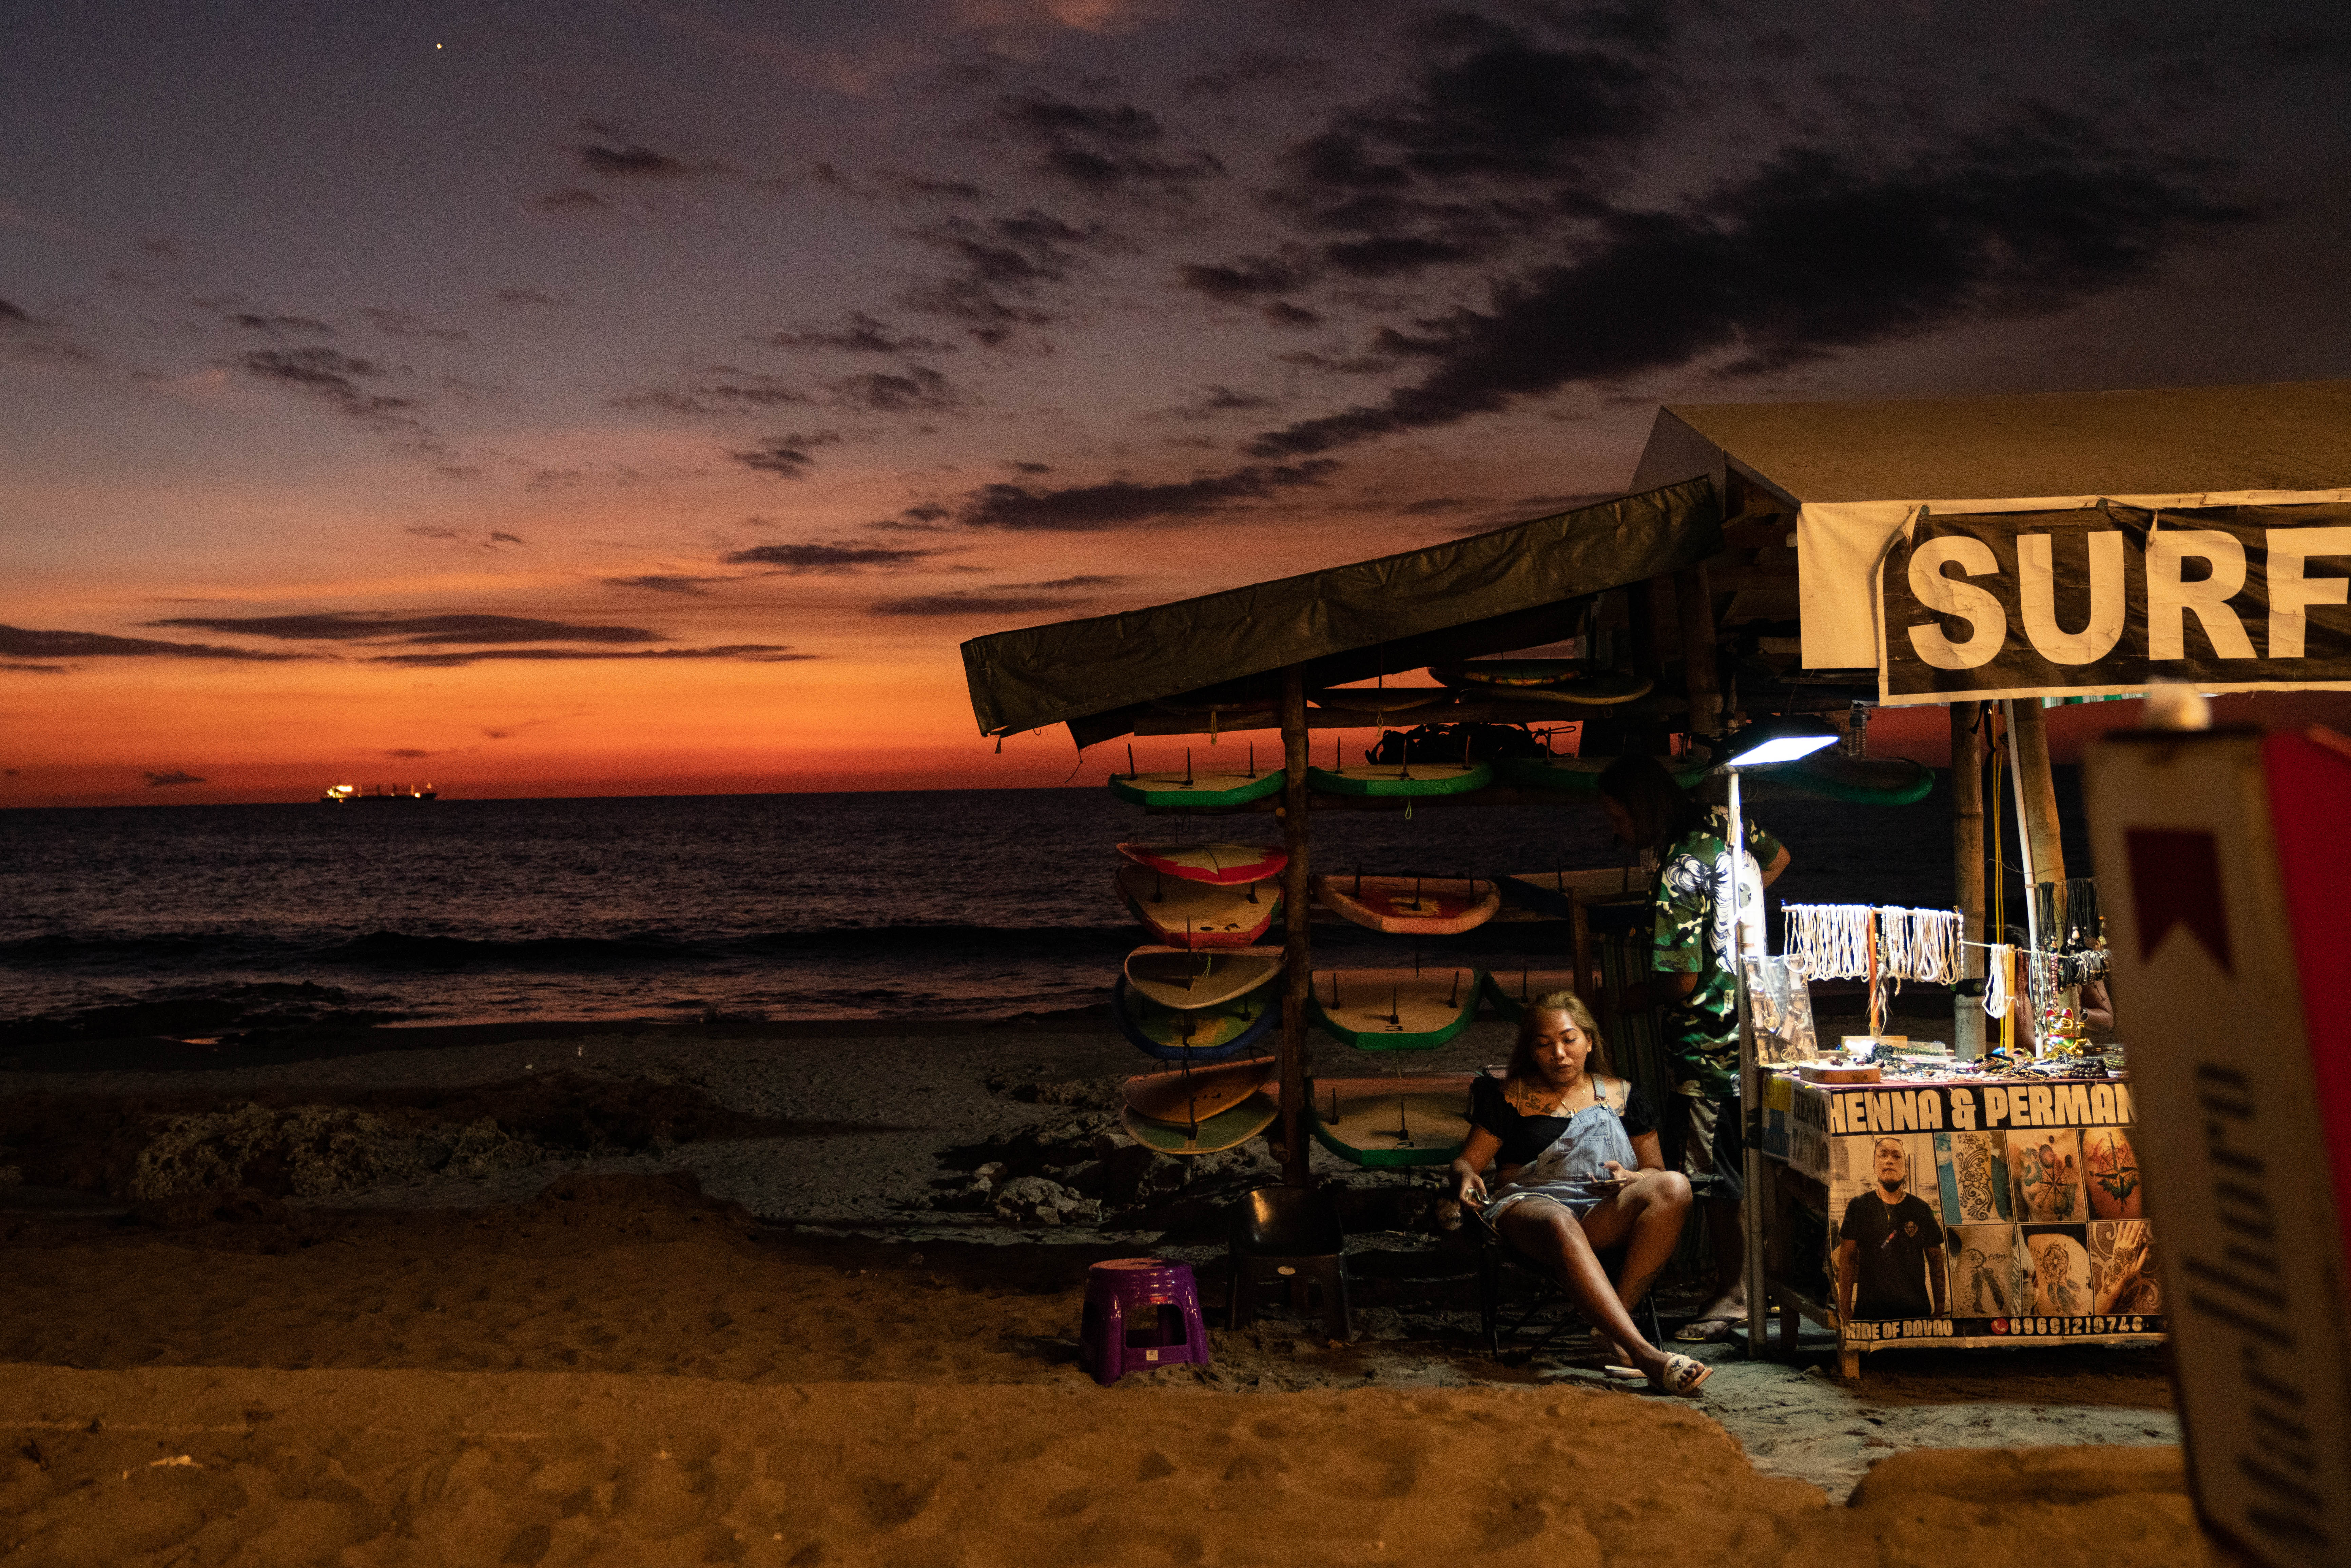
(1715, 716, 1837, 1361)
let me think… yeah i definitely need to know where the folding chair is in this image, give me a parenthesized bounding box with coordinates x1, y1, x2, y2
(1463, 1200, 1665, 1360)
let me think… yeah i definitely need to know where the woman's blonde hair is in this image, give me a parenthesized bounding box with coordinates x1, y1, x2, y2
(1508, 990, 1611, 1079)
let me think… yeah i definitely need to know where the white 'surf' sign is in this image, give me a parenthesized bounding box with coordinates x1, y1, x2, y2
(1877, 500, 2351, 704)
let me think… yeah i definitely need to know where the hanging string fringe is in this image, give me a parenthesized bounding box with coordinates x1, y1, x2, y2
(1983, 944, 2013, 1019)
(1781, 903, 1962, 985)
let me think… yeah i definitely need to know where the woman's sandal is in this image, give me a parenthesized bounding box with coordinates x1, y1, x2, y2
(1653, 1353, 1713, 1397)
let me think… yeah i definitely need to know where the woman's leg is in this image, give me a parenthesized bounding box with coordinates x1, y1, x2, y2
(1579, 1170, 1693, 1318)
(1575, 1172, 1693, 1363)
(1496, 1198, 1671, 1380)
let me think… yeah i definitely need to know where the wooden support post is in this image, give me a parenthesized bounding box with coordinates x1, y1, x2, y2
(1278, 664, 1313, 1187)
(2008, 699, 2066, 887)
(1672, 566, 1722, 743)
(1626, 579, 1659, 685)
(1950, 702, 1986, 1061)
(1569, 891, 1594, 1014)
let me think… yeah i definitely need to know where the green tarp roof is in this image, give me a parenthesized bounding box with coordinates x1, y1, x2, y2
(959, 477, 1722, 746)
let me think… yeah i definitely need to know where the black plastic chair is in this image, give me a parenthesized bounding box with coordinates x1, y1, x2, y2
(1227, 1185, 1352, 1341)
(1463, 1199, 1664, 1360)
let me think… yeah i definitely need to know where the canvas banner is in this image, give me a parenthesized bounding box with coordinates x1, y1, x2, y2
(1785, 1076, 2164, 1348)
(1876, 499, 2351, 705)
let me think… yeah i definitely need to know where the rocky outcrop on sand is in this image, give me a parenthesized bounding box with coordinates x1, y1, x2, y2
(919, 1074, 1278, 1230)
(0, 1070, 800, 1211)
(127, 1103, 543, 1202)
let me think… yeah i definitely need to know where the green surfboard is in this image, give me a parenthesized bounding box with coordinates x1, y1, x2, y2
(1310, 966, 1483, 1051)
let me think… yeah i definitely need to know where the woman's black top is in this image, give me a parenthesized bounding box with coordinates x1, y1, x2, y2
(1469, 1074, 1657, 1169)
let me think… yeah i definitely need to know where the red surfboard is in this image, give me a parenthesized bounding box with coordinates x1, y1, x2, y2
(1116, 842, 1287, 885)
(1313, 874, 1501, 936)
(1114, 864, 1279, 948)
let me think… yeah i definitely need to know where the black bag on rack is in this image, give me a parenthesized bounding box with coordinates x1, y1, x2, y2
(1367, 723, 1546, 766)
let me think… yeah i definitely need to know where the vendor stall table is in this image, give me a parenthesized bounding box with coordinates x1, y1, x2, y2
(1757, 1066, 2162, 1380)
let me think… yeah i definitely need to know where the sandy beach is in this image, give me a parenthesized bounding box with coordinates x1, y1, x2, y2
(0, 1016, 2206, 1564)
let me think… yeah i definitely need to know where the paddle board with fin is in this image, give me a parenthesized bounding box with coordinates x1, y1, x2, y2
(1307, 760, 1491, 798)
(1314, 873, 1499, 935)
(1123, 945, 1283, 1011)
(1776, 751, 1935, 806)
(1113, 975, 1278, 1061)
(1116, 842, 1286, 884)
(1123, 1058, 1275, 1124)
(1115, 864, 1278, 948)
(1431, 659, 1586, 688)
(1107, 744, 1282, 809)
(1121, 1090, 1278, 1155)
(1305, 686, 1450, 720)
(1483, 969, 1585, 1022)
(1309, 966, 1482, 1050)
(1307, 1073, 1476, 1167)
(1477, 671, 1653, 707)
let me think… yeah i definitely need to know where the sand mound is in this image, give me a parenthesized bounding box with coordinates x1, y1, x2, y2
(0, 1366, 2209, 1567)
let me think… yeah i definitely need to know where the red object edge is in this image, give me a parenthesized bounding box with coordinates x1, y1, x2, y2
(2261, 727, 2351, 1273)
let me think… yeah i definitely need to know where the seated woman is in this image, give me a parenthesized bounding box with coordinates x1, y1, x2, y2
(1451, 991, 1707, 1395)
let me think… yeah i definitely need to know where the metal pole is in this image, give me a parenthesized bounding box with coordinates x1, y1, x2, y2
(1731, 765, 1768, 1356)
(1278, 665, 1312, 1186)
(1950, 702, 1985, 1061)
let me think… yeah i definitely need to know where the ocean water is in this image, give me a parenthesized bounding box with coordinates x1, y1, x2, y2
(0, 777, 2085, 1031)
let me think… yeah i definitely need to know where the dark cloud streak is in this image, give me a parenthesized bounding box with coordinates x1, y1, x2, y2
(958, 459, 1339, 531)
(369, 646, 812, 668)
(755, 313, 956, 354)
(721, 542, 940, 572)
(146, 613, 667, 646)
(728, 430, 842, 478)
(991, 94, 1222, 194)
(1249, 116, 2248, 458)
(603, 575, 722, 595)
(573, 141, 723, 179)
(0, 625, 308, 662)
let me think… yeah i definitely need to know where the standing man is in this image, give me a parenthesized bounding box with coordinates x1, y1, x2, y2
(1837, 1137, 1949, 1322)
(1598, 754, 1791, 1344)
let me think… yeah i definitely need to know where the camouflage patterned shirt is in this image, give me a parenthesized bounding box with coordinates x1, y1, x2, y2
(1647, 808, 1785, 1099)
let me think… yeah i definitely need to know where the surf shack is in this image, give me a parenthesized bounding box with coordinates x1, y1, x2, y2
(958, 379, 2351, 1409)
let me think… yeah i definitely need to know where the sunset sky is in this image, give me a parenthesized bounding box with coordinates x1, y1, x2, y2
(5, 0, 2348, 807)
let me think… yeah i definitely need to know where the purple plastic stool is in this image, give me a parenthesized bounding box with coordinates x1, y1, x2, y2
(1079, 1258, 1212, 1385)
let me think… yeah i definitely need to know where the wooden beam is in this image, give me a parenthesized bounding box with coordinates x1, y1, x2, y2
(1570, 891, 1594, 1015)
(1627, 579, 1659, 685)
(1949, 701, 1986, 1061)
(1278, 665, 1313, 1187)
(2008, 699, 2066, 885)
(1672, 565, 1722, 739)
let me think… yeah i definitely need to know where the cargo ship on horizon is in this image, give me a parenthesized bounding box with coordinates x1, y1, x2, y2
(320, 783, 437, 803)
